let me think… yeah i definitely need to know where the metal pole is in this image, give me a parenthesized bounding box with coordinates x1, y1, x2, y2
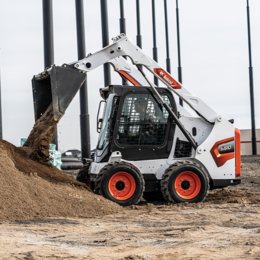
(176, 0, 183, 106)
(151, 0, 158, 85)
(119, 0, 127, 85)
(42, 0, 58, 148)
(136, 0, 142, 48)
(100, 0, 111, 86)
(119, 0, 126, 34)
(42, 0, 54, 68)
(75, 0, 91, 159)
(246, 0, 257, 155)
(164, 0, 171, 73)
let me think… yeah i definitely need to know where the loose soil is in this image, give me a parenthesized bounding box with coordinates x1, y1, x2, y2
(0, 141, 259, 259)
(24, 105, 57, 162)
(0, 140, 120, 221)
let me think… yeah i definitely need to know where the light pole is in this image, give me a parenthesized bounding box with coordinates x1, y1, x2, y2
(75, 0, 91, 159)
(151, 0, 158, 85)
(119, 0, 127, 85)
(119, 0, 126, 34)
(246, 0, 257, 155)
(176, 0, 183, 106)
(136, 0, 142, 48)
(164, 0, 171, 73)
(42, 0, 54, 69)
(42, 0, 58, 148)
(100, 0, 111, 86)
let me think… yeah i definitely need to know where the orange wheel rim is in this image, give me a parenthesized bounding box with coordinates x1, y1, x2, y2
(174, 171, 201, 199)
(108, 171, 136, 201)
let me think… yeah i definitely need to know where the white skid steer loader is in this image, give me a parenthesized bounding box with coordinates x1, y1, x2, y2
(32, 34, 241, 206)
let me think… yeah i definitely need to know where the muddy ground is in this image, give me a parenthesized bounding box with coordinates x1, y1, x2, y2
(0, 157, 259, 260)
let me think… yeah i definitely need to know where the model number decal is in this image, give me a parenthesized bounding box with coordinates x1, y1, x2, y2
(218, 141, 234, 154)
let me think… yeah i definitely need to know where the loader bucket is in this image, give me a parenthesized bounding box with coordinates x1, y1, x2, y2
(32, 65, 86, 121)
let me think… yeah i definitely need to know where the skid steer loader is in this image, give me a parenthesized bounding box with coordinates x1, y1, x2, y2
(32, 34, 241, 206)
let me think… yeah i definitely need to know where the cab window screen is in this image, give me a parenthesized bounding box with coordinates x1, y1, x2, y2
(117, 93, 170, 145)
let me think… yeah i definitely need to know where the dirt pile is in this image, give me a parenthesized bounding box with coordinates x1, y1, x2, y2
(0, 140, 120, 221)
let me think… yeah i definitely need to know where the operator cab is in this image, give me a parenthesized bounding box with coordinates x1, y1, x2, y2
(95, 85, 177, 163)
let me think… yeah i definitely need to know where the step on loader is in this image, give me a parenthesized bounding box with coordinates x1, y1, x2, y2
(30, 34, 241, 206)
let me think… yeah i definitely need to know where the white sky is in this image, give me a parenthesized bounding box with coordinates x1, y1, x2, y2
(0, 0, 259, 151)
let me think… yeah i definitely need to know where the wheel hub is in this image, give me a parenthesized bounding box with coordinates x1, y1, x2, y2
(108, 171, 136, 201)
(174, 171, 201, 200)
(181, 180, 190, 190)
(115, 181, 125, 191)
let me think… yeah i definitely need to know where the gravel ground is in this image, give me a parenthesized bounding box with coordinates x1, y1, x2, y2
(0, 157, 259, 259)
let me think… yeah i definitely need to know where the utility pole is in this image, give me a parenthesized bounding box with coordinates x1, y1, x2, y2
(246, 0, 257, 155)
(100, 0, 111, 86)
(75, 0, 91, 159)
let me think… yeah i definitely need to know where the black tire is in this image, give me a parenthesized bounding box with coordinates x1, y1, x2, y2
(95, 162, 145, 206)
(76, 166, 95, 190)
(76, 166, 89, 183)
(161, 161, 209, 203)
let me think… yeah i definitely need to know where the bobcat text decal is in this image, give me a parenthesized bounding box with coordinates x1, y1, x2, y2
(154, 68, 181, 89)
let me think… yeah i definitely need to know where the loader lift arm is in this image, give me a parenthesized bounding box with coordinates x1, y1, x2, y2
(69, 34, 219, 149)
(73, 34, 218, 124)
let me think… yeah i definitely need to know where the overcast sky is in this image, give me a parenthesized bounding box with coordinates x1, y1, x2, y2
(0, 0, 259, 151)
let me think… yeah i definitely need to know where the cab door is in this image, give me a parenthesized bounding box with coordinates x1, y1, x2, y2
(111, 87, 177, 161)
